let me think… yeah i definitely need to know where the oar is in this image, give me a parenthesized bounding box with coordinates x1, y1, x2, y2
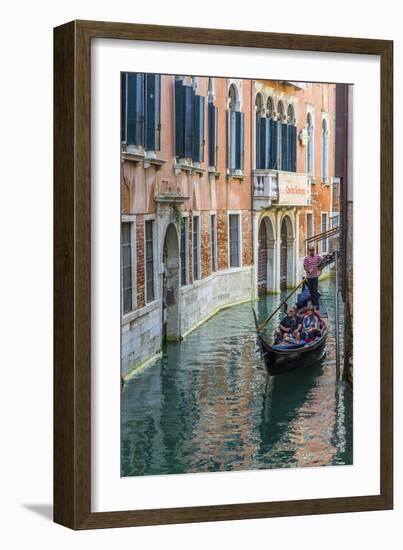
(257, 278, 306, 333)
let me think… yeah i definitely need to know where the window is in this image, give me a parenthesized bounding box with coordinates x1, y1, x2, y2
(211, 215, 217, 272)
(145, 220, 155, 302)
(193, 216, 200, 281)
(122, 222, 134, 314)
(208, 102, 218, 167)
(306, 213, 313, 253)
(229, 214, 241, 268)
(307, 112, 314, 176)
(322, 117, 329, 182)
(227, 84, 245, 172)
(255, 93, 270, 170)
(286, 105, 297, 172)
(175, 78, 205, 161)
(278, 104, 297, 172)
(180, 219, 188, 286)
(122, 72, 161, 150)
(321, 213, 328, 253)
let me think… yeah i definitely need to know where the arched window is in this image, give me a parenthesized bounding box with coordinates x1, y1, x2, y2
(287, 104, 295, 124)
(227, 83, 244, 172)
(255, 93, 268, 168)
(321, 117, 328, 182)
(267, 97, 274, 118)
(277, 100, 285, 121)
(307, 112, 314, 176)
(229, 84, 238, 110)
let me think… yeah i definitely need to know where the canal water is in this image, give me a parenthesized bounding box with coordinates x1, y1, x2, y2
(121, 277, 353, 476)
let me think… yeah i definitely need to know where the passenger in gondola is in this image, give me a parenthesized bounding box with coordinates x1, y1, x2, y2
(275, 306, 303, 343)
(301, 306, 321, 341)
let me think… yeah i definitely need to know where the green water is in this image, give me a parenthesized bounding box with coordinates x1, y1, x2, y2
(121, 277, 352, 476)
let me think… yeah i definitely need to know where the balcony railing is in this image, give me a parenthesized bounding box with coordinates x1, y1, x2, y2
(253, 169, 310, 209)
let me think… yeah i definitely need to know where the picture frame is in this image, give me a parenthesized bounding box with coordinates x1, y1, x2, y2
(54, 20, 393, 529)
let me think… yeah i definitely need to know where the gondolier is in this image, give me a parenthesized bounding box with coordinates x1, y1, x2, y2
(303, 246, 323, 308)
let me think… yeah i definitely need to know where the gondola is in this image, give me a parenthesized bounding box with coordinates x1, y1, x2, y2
(253, 297, 328, 376)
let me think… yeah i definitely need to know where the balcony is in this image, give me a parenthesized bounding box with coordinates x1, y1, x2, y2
(253, 169, 310, 210)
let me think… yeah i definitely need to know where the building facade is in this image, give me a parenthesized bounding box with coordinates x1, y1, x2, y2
(121, 74, 338, 378)
(252, 80, 337, 296)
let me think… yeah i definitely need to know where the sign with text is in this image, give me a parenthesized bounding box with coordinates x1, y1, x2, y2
(278, 171, 310, 206)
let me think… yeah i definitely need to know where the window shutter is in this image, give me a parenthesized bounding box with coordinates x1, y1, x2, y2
(121, 73, 127, 143)
(235, 111, 244, 170)
(260, 117, 270, 169)
(174, 80, 185, 157)
(281, 123, 288, 171)
(193, 95, 205, 162)
(184, 85, 195, 158)
(324, 131, 328, 180)
(227, 110, 231, 170)
(145, 74, 161, 151)
(126, 73, 144, 145)
(255, 115, 261, 169)
(287, 123, 296, 172)
(269, 118, 278, 169)
(292, 125, 297, 172)
(208, 103, 217, 167)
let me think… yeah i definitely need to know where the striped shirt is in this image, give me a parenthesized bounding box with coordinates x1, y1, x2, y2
(303, 254, 323, 278)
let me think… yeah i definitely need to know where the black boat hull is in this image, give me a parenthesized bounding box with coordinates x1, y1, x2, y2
(259, 331, 327, 376)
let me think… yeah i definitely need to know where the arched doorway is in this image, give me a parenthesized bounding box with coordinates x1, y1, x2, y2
(258, 217, 275, 295)
(280, 216, 294, 290)
(162, 224, 180, 341)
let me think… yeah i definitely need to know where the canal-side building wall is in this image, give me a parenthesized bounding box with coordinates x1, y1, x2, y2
(121, 74, 339, 377)
(252, 80, 337, 296)
(121, 75, 253, 378)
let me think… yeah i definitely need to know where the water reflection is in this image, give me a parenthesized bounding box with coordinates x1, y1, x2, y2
(121, 277, 352, 476)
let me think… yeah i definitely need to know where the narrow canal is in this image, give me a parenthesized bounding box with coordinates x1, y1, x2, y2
(121, 277, 353, 476)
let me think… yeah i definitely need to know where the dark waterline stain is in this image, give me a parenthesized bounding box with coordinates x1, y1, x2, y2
(121, 277, 353, 477)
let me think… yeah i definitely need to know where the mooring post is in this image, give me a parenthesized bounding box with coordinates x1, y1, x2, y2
(334, 250, 341, 380)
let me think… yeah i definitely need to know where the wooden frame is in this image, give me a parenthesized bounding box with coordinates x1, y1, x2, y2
(54, 20, 393, 530)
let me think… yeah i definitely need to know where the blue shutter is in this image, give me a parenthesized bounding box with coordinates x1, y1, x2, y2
(227, 110, 231, 170)
(174, 80, 184, 157)
(208, 103, 217, 167)
(255, 115, 261, 169)
(121, 73, 127, 143)
(145, 74, 161, 151)
(291, 125, 297, 172)
(193, 95, 205, 162)
(269, 119, 278, 169)
(260, 117, 270, 169)
(145, 74, 158, 150)
(126, 73, 144, 145)
(287, 123, 296, 171)
(235, 111, 244, 170)
(184, 85, 195, 158)
(281, 123, 288, 171)
(324, 131, 328, 180)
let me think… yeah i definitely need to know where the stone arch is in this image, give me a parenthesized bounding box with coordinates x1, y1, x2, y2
(277, 100, 285, 121)
(255, 92, 265, 117)
(287, 103, 296, 124)
(280, 214, 295, 290)
(162, 223, 181, 340)
(267, 96, 274, 118)
(258, 216, 276, 294)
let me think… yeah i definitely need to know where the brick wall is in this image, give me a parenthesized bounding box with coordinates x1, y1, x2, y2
(136, 215, 145, 308)
(200, 212, 212, 279)
(217, 210, 228, 270)
(242, 210, 253, 266)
